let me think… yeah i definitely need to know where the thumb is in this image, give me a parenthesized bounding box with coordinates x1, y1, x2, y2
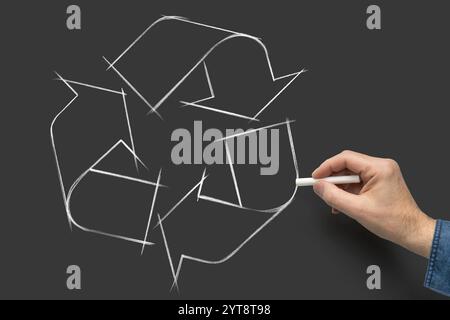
(313, 181, 362, 218)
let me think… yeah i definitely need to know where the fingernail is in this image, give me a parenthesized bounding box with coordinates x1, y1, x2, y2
(313, 181, 324, 197)
(311, 169, 318, 177)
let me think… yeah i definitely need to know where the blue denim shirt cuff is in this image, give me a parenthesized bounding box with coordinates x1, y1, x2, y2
(424, 219, 450, 296)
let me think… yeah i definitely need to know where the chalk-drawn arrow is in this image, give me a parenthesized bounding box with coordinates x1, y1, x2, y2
(151, 120, 299, 291)
(51, 73, 167, 248)
(104, 16, 306, 121)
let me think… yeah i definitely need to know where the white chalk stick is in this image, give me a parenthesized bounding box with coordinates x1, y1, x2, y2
(296, 175, 361, 187)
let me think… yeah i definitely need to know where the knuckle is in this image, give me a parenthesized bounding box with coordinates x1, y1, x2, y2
(382, 158, 399, 175)
(341, 150, 353, 156)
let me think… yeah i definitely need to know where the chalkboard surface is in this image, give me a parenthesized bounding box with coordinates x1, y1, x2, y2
(3, 0, 450, 299)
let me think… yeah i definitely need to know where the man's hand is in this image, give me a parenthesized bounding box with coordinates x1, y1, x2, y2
(312, 150, 436, 258)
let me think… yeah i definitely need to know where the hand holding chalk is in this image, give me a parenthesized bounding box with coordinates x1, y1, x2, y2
(309, 150, 436, 259)
(296, 175, 360, 187)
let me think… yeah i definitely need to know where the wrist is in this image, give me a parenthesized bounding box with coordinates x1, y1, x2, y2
(402, 210, 436, 258)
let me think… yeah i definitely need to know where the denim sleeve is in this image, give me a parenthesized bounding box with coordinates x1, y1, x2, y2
(424, 219, 450, 296)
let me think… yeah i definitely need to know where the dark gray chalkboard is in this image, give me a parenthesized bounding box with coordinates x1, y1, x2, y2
(3, 0, 450, 299)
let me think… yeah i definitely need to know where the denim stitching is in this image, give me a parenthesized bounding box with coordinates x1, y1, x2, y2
(425, 219, 442, 287)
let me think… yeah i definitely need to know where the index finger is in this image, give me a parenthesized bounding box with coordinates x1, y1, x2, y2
(312, 150, 373, 180)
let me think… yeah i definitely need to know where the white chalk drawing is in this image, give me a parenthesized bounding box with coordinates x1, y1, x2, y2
(104, 16, 306, 121)
(51, 16, 304, 292)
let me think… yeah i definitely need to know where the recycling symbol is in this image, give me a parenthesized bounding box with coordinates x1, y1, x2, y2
(51, 16, 306, 291)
